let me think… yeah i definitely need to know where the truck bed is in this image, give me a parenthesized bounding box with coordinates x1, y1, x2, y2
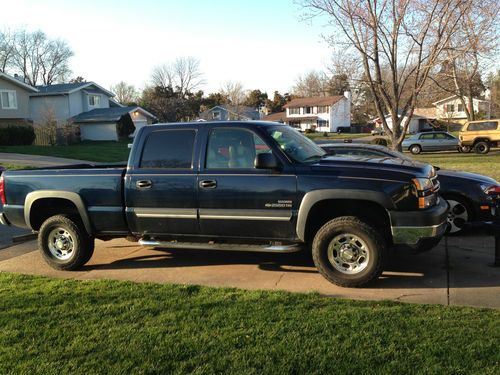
(2, 164, 128, 235)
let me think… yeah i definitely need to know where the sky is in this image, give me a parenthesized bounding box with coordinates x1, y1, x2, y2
(0, 0, 333, 95)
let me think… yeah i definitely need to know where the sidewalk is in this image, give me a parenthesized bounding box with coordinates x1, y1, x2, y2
(0, 153, 93, 167)
(0, 234, 498, 308)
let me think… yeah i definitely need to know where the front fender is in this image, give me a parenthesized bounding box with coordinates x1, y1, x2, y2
(295, 189, 395, 241)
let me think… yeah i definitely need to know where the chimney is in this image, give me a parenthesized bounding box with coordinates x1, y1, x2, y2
(344, 91, 352, 127)
(344, 90, 351, 102)
(13, 74, 26, 83)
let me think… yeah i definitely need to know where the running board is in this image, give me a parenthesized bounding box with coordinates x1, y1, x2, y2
(138, 239, 302, 253)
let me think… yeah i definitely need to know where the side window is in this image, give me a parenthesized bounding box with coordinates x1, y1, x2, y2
(467, 121, 498, 131)
(420, 134, 434, 140)
(434, 133, 446, 140)
(206, 128, 269, 169)
(140, 129, 195, 169)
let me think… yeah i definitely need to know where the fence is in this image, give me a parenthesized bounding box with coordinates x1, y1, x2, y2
(33, 125, 80, 146)
(33, 126, 55, 146)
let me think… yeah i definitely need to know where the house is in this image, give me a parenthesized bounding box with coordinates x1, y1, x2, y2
(262, 111, 287, 123)
(282, 93, 351, 132)
(434, 95, 491, 124)
(30, 81, 157, 141)
(374, 110, 435, 134)
(0, 72, 38, 126)
(199, 105, 262, 121)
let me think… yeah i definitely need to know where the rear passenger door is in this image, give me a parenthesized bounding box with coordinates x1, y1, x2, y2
(125, 126, 200, 237)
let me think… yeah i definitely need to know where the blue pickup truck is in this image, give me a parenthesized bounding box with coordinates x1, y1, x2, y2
(0, 121, 448, 287)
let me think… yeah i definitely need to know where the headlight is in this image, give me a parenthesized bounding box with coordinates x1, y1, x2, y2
(412, 178, 438, 209)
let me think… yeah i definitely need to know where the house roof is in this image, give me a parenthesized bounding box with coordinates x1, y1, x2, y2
(73, 106, 157, 123)
(263, 111, 286, 122)
(433, 95, 489, 105)
(201, 105, 261, 120)
(0, 72, 39, 92)
(283, 96, 345, 108)
(33, 81, 115, 97)
(413, 107, 436, 119)
(286, 116, 318, 122)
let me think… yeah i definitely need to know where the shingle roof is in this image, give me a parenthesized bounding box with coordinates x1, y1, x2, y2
(283, 96, 345, 108)
(73, 106, 139, 123)
(35, 82, 91, 94)
(263, 111, 286, 122)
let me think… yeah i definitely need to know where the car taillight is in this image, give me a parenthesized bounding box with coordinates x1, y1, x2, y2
(485, 186, 500, 196)
(0, 176, 5, 205)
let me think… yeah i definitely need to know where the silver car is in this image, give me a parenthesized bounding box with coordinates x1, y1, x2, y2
(402, 131, 459, 154)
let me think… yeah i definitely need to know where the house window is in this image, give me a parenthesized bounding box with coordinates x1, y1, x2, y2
(0, 90, 18, 109)
(289, 107, 300, 115)
(212, 111, 221, 120)
(445, 104, 455, 113)
(317, 119, 329, 128)
(88, 94, 100, 107)
(457, 103, 464, 112)
(317, 106, 329, 114)
(305, 106, 313, 114)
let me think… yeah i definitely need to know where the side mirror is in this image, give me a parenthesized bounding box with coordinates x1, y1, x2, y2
(255, 153, 280, 170)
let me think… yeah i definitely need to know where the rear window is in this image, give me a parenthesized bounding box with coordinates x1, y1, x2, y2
(140, 129, 195, 169)
(467, 121, 498, 131)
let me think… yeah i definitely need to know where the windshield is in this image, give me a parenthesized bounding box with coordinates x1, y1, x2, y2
(265, 126, 325, 163)
(385, 148, 414, 162)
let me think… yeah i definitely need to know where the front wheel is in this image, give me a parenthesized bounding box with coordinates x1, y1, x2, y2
(445, 197, 471, 234)
(458, 145, 471, 153)
(410, 144, 422, 154)
(312, 216, 386, 287)
(38, 215, 94, 270)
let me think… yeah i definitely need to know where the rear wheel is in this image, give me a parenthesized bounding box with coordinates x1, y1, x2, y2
(312, 216, 386, 287)
(410, 144, 422, 154)
(474, 141, 490, 154)
(458, 145, 471, 153)
(38, 215, 94, 270)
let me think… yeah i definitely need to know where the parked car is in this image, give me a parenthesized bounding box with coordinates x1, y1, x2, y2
(371, 127, 385, 136)
(402, 131, 459, 154)
(459, 119, 500, 154)
(320, 143, 500, 233)
(0, 121, 448, 288)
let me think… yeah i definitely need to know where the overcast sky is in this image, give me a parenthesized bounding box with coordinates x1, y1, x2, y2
(1, 0, 333, 94)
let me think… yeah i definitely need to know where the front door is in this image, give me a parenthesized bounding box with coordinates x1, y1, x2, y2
(198, 126, 297, 240)
(125, 126, 200, 237)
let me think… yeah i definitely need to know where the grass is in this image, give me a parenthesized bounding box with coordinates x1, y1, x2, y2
(414, 150, 500, 181)
(1, 164, 35, 170)
(0, 273, 498, 374)
(0, 141, 130, 163)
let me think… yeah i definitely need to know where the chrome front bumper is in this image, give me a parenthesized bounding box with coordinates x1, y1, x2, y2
(391, 220, 448, 245)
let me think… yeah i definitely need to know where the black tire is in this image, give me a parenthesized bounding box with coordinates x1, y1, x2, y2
(443, 196, 472, 235)
(410, 144, 422, 154)
(38, 215, 94, 270)
(311, 216, 386, 287)
(458, 145, 471, 153)
(474, 141, 490, 154)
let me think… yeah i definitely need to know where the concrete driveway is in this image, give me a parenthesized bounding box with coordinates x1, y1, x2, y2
(1, 232, 498, 309)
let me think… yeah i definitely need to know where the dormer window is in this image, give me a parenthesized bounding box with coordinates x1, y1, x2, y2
(88, 94, 100, 107)
(212, 111, 221, 120)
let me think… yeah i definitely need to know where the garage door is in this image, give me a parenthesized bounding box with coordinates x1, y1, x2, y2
(80, 123, 118, 141)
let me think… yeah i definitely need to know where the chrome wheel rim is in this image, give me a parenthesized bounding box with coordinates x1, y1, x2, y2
(446, 199, 468, 233)
(48, 227, 74, 260)
(411, 146, 420, 154)
(327, 233, 369, 275)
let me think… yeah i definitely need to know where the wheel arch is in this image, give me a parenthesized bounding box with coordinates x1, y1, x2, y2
(24, 191, 93, 234)
(296, 190, 394, 243)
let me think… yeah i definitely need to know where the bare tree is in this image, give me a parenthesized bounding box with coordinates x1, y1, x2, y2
(9, 30, 73, 86)
(39, 39, 73, 85)
(220, 81, 246, 106)
(431, 0, 499, 121)
(151, 57, 204, 96)
(111, 81, 138, 104)
(292, 70, 329, 97)
(0, 29, 15, 72)
(303, 0, 470, 150)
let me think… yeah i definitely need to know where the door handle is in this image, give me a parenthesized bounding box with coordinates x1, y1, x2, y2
(136, 180, 152, 189)
(199, 180, 217, 189)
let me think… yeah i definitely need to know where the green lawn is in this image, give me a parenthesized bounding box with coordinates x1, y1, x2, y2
(306, 132, 370, 141)
(0, 273, 498, 374)
(414, 150, 500, 181)
(0, 141, 130, 163)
